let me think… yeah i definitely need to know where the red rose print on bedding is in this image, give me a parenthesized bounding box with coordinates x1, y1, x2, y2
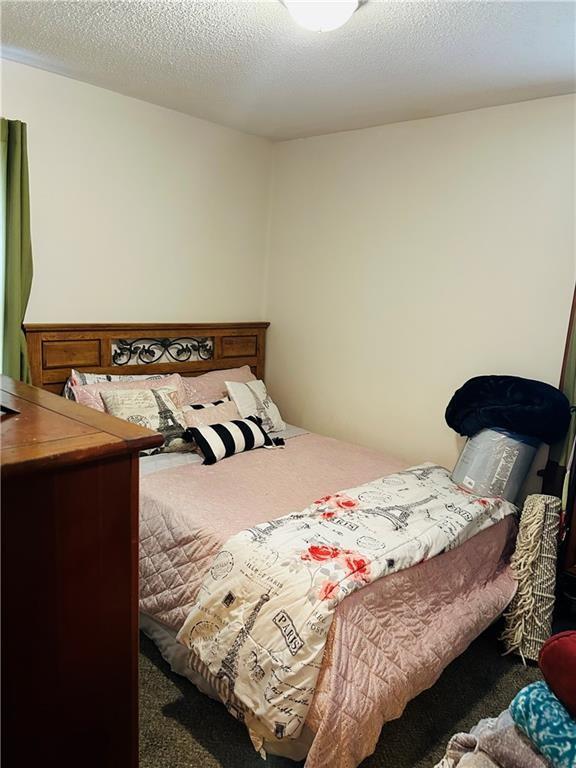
(314, 493, 359, 512)
(344, 554, 371, 583)
(318, 580, 339, 601)
(334, 496, 359, 510)
(301, 544, 343, 562)
(300, 542, 372, 598)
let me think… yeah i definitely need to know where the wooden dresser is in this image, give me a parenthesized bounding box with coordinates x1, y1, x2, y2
(1, 376, 162, 768)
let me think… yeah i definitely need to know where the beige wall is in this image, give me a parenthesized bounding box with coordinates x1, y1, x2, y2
(2, 61, 574, 467)
(1, 60, 273, 323)
(266, 96, 576, 467)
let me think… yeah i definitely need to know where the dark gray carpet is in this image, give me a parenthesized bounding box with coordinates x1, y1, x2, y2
(139, 620, 542, 768)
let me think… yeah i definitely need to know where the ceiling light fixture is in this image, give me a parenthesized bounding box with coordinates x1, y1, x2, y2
(282, 1, 360, 32)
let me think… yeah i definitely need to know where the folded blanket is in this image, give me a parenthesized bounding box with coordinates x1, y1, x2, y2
(435, 732, 487, 768)
(459, 752, 499, 768)
(444, 375, 570, 444)
(435, 724, 549, 768)
(478, 725, 550, 768)
(510, 681, 576, 768)
(178, 464, 516, 746)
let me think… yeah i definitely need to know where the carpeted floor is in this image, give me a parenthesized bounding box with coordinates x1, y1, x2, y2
(139, 620, 542, 768)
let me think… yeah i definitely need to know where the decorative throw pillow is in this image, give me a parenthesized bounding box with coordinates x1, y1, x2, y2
(184, 415, 273, 465)
(538, 631, 576, 718)
(100, 386, 191, 454)
(64, 369, 170, 400)
(182, 398, 240, 429)
(181, 365, 256, 405)
(225, 379, 285, 433)
(71, 373, 186, 412)
(187, 398, 228, 409)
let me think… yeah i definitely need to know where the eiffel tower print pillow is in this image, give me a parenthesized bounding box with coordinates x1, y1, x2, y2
(226, 379, 285, 433)
(100, 386, 193, 455)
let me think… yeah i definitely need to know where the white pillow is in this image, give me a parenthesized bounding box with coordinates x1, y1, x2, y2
(225, 379, 285, 434)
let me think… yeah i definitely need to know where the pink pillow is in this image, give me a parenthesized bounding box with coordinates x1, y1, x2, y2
(71, 373, 186, 412)
(183, 400, 240, 428)
(182, 366, 255, 405)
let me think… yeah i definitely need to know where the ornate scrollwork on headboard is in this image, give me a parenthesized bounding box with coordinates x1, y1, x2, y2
(111, 337, 214, 367)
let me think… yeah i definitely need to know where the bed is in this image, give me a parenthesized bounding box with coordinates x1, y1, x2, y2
(25, 321, 518, 768)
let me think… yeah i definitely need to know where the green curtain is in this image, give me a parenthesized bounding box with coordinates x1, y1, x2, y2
(1, 119, 33, 382)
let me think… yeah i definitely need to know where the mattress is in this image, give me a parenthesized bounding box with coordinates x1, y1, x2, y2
(139, 430, 517, 768)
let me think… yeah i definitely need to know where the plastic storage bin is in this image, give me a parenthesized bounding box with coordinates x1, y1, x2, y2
(451, 428, 540, 503)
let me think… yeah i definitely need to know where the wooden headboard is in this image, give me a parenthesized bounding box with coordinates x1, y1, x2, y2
(24, 322, 269, 393)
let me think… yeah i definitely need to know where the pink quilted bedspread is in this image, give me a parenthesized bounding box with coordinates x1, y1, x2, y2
(139, 433, 516, 768)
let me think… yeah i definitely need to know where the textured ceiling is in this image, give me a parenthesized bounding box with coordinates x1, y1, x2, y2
(1, 1, 575, 140)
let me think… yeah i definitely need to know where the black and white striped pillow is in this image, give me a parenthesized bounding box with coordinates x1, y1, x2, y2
(188, 398, 227, 410)
(184, 415, 272, 465)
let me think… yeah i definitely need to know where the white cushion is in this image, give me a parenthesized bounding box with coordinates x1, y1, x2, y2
(225, 379, 285, 433)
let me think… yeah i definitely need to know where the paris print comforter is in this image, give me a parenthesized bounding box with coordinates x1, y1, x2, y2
(176, 464, 517, 748)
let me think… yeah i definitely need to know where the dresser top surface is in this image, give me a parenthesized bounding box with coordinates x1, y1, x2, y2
(1, 375, 163, 473)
